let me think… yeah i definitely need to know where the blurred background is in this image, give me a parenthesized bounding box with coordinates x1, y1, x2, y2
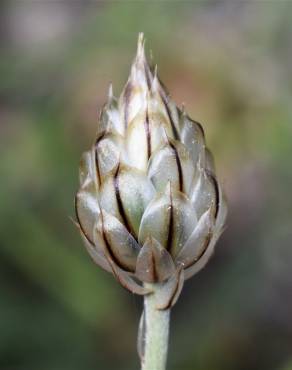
(1, 1, 292, 370)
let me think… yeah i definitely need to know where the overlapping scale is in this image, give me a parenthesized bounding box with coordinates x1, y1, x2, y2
(75, 177, 100, 244)
(214, 187, 228, 236)
(135, 237, 175, 283)
(148, 75, 178, 140)
(180, 113, 206, 167)
(155, 267, 185, 310)
(183, 186, 227, 279)
(108, 260, 152, 295)
(99, 88, 123, 136)
(148, 139, 195, 194)
(176, 208, 214, 269)
(119, 34, 150, 132)
(125, 112, 150, 172)
(95, 132, 123, 181)
(95, 209, 141, 273)
(152, 70, 181, 139)
(191, 168, 219, 219)
(76, 33, 227, 300)
(204, 148, 215, 174)
(99, 165, 155, 238)
(79, 149, 97, 188)
(139, 183, 197, 257)
(183, 236, 217, 280)
(79, 231, 111, 273)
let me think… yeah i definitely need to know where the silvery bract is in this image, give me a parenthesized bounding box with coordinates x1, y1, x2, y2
(75, 34, 227, 309)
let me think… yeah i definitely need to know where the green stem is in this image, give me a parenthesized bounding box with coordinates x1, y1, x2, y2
(141, 286, 170, 370)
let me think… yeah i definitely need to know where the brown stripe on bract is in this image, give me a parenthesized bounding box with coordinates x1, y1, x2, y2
(100, 210, 134, 273)
(184, 231, 212, 269)
(144, 62, 152, 89)
(206, 170, 219, 219)
(95, 132, 106, 186)
(169, 141, 183, 192)
(123, 83, 132, 130)
(161, 95, 179, 140)
(165, 187, 174, 253)
(106, 257, 138, 293)
(113, 164, 136, 238)
(157, 76, 170, 99)
(150, 249, 158, 282)
(74, 194, 95, 246)
(144, 110, 151, 160)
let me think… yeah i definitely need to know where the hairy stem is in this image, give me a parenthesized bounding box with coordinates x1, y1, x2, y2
(140, 286, 171, 370)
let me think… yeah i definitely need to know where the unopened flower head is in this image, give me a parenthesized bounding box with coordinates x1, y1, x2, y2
(75, 33, 227, 308)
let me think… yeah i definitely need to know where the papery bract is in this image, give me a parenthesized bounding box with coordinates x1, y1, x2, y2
(75, 33, 227, 307)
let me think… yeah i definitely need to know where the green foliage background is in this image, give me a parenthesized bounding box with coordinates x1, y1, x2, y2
(1, 1, 292, 370)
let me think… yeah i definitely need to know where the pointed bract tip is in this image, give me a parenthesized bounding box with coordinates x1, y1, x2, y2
(181, 102, 186, 112)
(136, 32, 146, 60)
(138, 32, 145, 47)
(151, 66, 159, 92)
(108, 83, 113, 100)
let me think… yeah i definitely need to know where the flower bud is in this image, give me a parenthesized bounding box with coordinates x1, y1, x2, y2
(75, 33, 227, 306)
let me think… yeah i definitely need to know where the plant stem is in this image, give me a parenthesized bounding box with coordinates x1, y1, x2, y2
(141, 286, 171, 370)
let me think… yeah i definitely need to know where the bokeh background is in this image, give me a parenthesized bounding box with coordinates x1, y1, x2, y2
(1, 1, 292, 370)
